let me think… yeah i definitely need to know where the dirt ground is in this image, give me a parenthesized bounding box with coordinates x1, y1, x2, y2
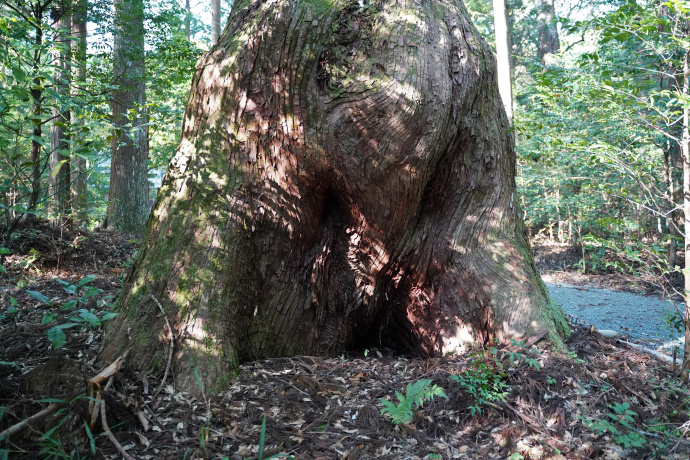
(1, 223, 689, 459)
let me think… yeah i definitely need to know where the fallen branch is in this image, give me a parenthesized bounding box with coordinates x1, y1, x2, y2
(150, 294, 174, 398)
(617, 340, 673, 363)
(100, 377, 135, 460)
(88, 351, 129, 429)
(0, 402, 65, 441)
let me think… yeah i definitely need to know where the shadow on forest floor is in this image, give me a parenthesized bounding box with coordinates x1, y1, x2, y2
(1, 223, 689, 459)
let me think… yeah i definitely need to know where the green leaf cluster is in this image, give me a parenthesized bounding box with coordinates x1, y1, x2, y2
(379, 379, 448, 425)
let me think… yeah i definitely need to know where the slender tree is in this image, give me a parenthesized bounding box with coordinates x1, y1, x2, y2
(184, 0, 191, 41)
(71, 0, 88, 225)
(211, 0, 220, 44)
(49, 3, 71, 223)
(493, 0, 513, 123)
(536, 0, 559, 63)
(106, 0, 149, 232)
(100, 0, 568, 394)
(681, 43, 690, 379)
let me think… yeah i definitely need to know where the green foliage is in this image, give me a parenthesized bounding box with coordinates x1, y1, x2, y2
(451, 346, 508, 415)
(379, 379, 448, 425)
(23, 275, 116, 349)
(579, 401, 647, 449)
(451, 341, 542, 415)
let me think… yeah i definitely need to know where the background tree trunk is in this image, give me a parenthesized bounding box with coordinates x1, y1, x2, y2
(185, 0, 191, 41)
(493, 0, 513, 123)
(211, 0, 221, 44)
(25, 5, 47, 221)
(100, 0, 569, 393)
(681, 46, 690, 380)
(71, 0, 88, 226)
(536, 0, 559, 63)
(106, 0, 149, 233)
(49, 5, 71, 224)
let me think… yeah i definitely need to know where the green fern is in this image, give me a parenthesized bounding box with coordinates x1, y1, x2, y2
(379, 379, 447, 424)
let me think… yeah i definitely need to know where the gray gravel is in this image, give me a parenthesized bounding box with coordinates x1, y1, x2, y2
(546, 282, 684, 348)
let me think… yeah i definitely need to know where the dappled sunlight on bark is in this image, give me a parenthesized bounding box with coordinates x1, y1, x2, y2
(99, 0, 568, 393)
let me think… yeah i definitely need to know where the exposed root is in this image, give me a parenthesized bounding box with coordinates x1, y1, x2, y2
(150, 294, 174, 397)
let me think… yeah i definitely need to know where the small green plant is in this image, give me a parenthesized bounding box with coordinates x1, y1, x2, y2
(451, 346, 508, 415)
(0, 247, 11, 274)
(0, 296, 19, 329)
(232, 415, 296, 460)
(22, 248, 40, 269)
(379, 379, 447, 424)
(26, 275, 117, 348)
(579, 401, 647, 448)
(505, 339, 542, 370)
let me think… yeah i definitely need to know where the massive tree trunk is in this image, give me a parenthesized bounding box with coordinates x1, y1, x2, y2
(106, 0, 149, 233)
(100, 0, 569, 393)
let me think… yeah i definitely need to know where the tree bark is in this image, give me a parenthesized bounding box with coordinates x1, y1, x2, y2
(493, 0, 513, 123)
(106, 0, 149, 233)
(211, 0, 221, 44)
(49, 5, 71, 224)
(71, 0, 88, 226)
(99, 0, 569, 393)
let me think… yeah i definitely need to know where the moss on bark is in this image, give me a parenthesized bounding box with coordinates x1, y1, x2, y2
(99, 0, 569, 394)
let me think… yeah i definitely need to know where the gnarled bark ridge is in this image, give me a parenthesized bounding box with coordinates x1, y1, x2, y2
(100, 0, 568, 392)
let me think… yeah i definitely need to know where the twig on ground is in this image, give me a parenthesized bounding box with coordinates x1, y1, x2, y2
(0, 403, 65, 441)
(100, 376, 135, 460)
(670, 420, 690, 453)
(150, 294, 174, 397)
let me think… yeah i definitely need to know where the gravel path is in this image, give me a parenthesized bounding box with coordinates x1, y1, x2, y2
(546, 282, 684, 349)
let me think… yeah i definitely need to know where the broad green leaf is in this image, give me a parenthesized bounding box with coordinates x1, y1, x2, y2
(50, 159, 69, 179)
(61, 299, 78, 311)
(27, 290, 53, 306)
(46, 326, 66, 348)
(77, 275, 95, 287)
(101, 312, 118, 321)
(82, 287, 103, 298)
(78, 310, 101, 327)
(41, 311, 58, 325)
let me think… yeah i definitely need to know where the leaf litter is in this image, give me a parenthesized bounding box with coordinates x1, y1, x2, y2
(0, 222, 689, 459)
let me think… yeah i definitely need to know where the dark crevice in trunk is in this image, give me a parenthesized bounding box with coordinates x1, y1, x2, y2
(352, 299, 421, 356)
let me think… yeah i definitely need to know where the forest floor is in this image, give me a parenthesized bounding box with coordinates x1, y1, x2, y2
(1, 223, 689, 459)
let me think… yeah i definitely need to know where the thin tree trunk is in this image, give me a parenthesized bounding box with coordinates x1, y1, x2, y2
(185, 0, 191, 41)
(681, 47, 690, 380)
(536, 0, 559, 63)
(493, 0, 513, 123)
(106, 0, 149, 233)
(71, 0, 88, 226)
(26, 16, 44, 221)
(100, 0, 569, 394)
(211, 0, 220, 45)
(49, 6, 72, 224)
